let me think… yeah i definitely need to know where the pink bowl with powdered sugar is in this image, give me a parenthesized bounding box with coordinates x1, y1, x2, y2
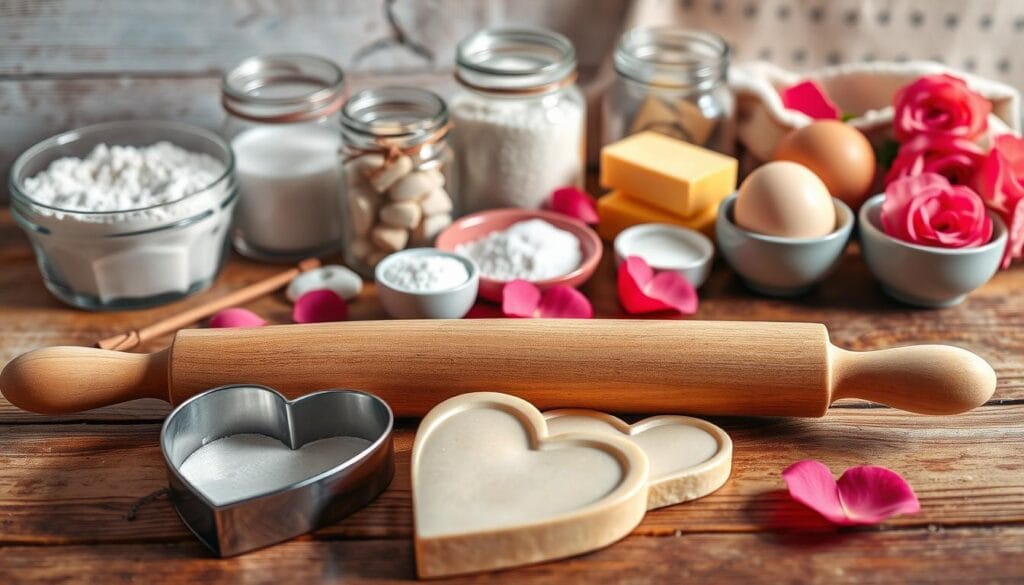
(435, 208, 603, 303)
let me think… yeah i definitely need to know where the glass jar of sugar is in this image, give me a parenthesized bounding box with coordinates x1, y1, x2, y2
(339, 87, 457, 277)
(451, 27, 585, 213)
(603, 27, 735, 155)
(222, 54, 347, 262)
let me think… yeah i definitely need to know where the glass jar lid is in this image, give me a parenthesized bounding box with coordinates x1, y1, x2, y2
(341, 87, 449, 151)
(614, 27, 729, 91)
(455, 27, 577, 94)
(222, 54, 346, 122)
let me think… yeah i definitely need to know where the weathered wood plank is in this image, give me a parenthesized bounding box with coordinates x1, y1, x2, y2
(1, 526, 1021, 584)
(0, 405, 1021, 545)
(0, 0, 627, 75)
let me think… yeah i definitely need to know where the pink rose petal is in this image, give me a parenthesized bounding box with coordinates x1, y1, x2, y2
(208, 308, 266, 329)
(781, 80, 840, 120)
(546, 186, 599, 225)
(293, 289, 348, 324)
(783, 460, 920, 526)
(501, 280, 593, 318)
(617, 256, 698, 315)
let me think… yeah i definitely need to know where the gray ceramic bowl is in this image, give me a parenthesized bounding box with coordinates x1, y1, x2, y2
(375, 248, 479, 319)
(716, 193, 854, 297)
(613, 223, 714, 288)
(858, 194, 1007, 308)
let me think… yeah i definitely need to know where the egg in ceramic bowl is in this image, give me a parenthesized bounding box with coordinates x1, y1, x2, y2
(773, 120, 876, 210)
(716, 161, 854, 297)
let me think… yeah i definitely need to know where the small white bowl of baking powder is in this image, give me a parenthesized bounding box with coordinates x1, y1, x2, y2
(614, 223, 715, 288)
(374, 248, 479, 319)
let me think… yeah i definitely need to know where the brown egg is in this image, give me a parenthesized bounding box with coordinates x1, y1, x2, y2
(734, 161, 836, 238)
(773, 120, 876, 209)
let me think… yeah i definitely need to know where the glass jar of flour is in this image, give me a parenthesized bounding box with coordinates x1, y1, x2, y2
(603, 27, 735, 155)
(340, 87, 457, 277)
(451, 27, 585, 213)
(222, 54, 347, 262)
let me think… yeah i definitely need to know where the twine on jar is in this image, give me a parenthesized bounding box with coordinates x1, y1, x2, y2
(453, 71, 578, 97)
(342, 122, 454, 179)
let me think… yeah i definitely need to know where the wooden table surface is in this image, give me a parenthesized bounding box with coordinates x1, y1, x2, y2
(0, 205, 1022, 584)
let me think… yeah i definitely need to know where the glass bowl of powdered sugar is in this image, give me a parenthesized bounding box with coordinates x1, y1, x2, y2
(9, 120, 238, 310)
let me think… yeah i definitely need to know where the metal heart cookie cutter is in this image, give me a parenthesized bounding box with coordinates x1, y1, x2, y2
(160, 385, 394, 556)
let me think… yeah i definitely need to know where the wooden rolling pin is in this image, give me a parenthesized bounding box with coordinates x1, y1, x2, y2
(0, 320, 995, 416)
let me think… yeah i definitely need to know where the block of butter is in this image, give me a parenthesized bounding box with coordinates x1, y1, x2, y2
(600, 131, 737, 217)
(597, 190, 719, 242)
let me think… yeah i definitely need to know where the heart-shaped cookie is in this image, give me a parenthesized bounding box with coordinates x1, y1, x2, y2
(161, 385, 394, 557)
(544, 410, 732, 510)
(412, 392, 649, 578)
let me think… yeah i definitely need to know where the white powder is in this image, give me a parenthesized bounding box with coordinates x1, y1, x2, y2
(18, 141, 233, 305)
(455, 219, 581, 281)
(23, 142, 224, 221)
(232, 124, 344, 256)
(451, 94, 585, 212)
(381, 254, 469, 292)
(178, 433, 373, 506)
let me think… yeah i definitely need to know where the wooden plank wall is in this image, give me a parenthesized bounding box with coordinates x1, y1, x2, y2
(0, 0, 631, 202)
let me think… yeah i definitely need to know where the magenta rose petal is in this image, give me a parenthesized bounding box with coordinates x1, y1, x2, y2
(783, 460, 920, 526)
(293, 289, 348, 324)
(534, 286, 593, 318)
(502, 280, 593, 318)
(618, 256, 698, 315)
(780, 80, 840, 120)
(502, 279, 542, 318)
(835, 466, 921, 525)
(209, 307, 267, 329)
(547, 186, 599, 225)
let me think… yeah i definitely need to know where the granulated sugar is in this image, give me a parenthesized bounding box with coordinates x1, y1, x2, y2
(178, 433, 372, 505)
(455, 219, 581, 281)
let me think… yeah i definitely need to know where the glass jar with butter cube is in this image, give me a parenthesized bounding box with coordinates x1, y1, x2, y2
(340, 87, 457, 278)
(602, 27, 735, 156)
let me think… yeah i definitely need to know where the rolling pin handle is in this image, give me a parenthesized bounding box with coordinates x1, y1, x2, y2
(830, 344, 996, 415)
(0, 346, 170, 414)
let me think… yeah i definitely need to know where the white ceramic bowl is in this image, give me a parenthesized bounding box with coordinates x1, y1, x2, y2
(858, 194, 1007, 308)
(613, 223, 714, 287)
(374, 248, 479, 319)
(716, 192, 854, 297)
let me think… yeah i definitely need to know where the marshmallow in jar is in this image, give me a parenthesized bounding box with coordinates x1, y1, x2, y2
(222, 54, 347, 263)
(451, 27, 585, 213)
(340, 87, 457, 277)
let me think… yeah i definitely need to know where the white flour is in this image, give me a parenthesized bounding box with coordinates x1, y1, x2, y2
(23, 142, 224, 220)
(381, 254, 469, 292)
(18, 141, 233, 304)
(451, 95, 584, 212)
(178, 433, 372, 506)
(455, 219, 581, 281)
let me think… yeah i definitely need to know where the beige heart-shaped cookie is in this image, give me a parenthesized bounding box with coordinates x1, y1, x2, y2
(412, 393, 649, 578)
(545, 410, 732, 510)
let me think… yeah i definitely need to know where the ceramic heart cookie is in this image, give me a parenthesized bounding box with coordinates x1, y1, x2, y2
(412, 392, 649, 578)
(545, 410, 732, 510)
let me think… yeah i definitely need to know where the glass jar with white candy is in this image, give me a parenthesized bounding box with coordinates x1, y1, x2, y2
(340, 87, 457, 277)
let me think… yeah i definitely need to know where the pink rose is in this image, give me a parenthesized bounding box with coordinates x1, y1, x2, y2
(884, 135, 986, 187)
(882, 172, 993, 249)
(893, 74, 991, 142)
(975, 134, 1024, 267)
